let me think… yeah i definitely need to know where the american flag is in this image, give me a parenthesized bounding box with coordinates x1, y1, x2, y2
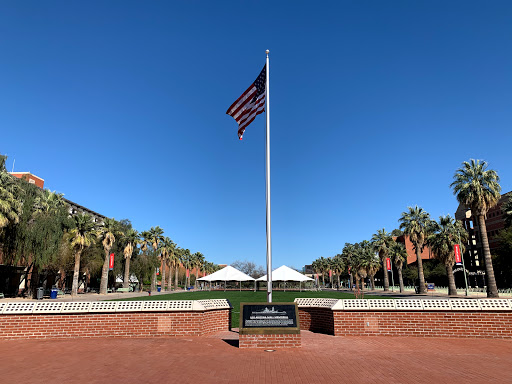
(226, 65, 266, 140)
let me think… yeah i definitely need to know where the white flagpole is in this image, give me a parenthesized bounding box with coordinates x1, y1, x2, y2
(265, 49, 272, 303)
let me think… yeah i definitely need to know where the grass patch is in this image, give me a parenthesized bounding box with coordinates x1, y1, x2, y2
(114, 290, 389, 327)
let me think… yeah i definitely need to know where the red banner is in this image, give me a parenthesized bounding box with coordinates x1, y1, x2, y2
(109, 253, 114, 270)
(329, 270, 332, 277)
(454, 244, 462, 265)
(386, 258, 391, 271)
(186, 269, 190, 278)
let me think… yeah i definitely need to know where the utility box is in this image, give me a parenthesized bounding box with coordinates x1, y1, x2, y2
(36, 287, 44, 300)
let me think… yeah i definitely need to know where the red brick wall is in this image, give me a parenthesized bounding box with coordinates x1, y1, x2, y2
(239, 333, 301, 349)
(299, 307, 334, 335)
(0, 309, 230, 340)
(298, 309, 512, 339)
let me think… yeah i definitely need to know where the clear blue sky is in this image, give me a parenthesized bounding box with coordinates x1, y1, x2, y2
(1, 1, 511, 269)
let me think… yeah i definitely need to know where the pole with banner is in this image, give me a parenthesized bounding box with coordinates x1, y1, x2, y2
(386, 258, 394, 292)
(455, 236, 469, 296)
(109, 253, 114, 270)
(265, 49, 272, 303)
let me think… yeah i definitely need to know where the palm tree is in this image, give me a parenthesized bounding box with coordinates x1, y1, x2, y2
(341, 243, 356, 289)
(69, 214, 97, 295)
(371, 228, 394, 291)
(160, 237, 175, 291)
(0, 155, 22, 230)
(181, 249, 193, 287)
(428, 215, 469, 296)
(97, 218, 124, 295)
(193, 252, 205, 288)
(389, 241, 407, 292)
(359, 242, 380, 290)
(162, 238, 176, 291)
(332, 254, 345, 289)
(399, 206, 431, 294)
(147, 226, 164, 292)
(318, 257, 330, 287)
(174, 247, 184, 289)
(33, 189, 65, 215)
(451, 159, 501, 298)
(122, 229, 139, 289)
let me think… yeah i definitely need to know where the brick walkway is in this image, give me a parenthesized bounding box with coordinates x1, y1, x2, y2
(1, 331, 510, 383)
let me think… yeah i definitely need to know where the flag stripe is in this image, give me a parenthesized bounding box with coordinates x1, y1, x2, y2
(226, 65, 266, 140)
(234, 92, 265, 123)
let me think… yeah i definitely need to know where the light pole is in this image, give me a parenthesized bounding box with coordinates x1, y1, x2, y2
(457, 231, 469, 297)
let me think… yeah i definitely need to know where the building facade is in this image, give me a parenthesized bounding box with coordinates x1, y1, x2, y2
(454, 191, 511, 288)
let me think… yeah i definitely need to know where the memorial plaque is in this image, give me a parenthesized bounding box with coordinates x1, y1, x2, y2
(239, 302, 300, 335)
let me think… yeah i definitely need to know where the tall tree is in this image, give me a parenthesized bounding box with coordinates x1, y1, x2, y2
(371, 228, 394, 291)
(451, 159, 501, 298)
(193, 252, 205, 288)
(69, 214, 97, 295)
(147, 226, 164, 292)
(341, 243, 356, 289)
(122, 229, 139, 289)
(428, 215, 468, 296)
(0, 154, 22, 231)
(97, 218, 124, 295)
(399, 206, 432, 294)
(174, 247, 184, 289)
(332, 254, 345, 289)
(357, 241, 380, 290)
(160, 237, 175, 291)
(389, 241, 407, 293)
(181, 249, 193, 287)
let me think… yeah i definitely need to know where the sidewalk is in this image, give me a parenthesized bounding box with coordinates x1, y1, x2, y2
(0, 330, 510, 384)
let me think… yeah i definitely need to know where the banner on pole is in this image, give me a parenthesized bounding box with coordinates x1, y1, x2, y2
(109, 253, 114, 270)
(386, 258, 391, 271)
(329, 270, 332, 278)
(186, 269, 190, 278)
(454, 244, 462, 265)
(156, 267, 159, 276)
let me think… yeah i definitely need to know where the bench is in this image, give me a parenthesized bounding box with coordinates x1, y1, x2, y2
(117, 288, 130, 293)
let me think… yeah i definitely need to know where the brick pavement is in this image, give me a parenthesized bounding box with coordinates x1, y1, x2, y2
(1, 330, 511, 384)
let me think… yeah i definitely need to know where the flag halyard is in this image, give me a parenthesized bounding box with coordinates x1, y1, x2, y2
(226, 65, 266, 140)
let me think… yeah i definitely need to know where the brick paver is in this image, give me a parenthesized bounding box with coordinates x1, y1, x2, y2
(0, 330, 510, 383)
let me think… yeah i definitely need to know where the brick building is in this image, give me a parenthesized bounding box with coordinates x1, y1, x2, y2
(454, 191, 511, 288)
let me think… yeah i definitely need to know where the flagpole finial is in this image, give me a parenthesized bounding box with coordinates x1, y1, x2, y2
(266, 49, 269, 55)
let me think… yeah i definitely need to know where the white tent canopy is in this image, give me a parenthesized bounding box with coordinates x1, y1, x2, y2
(257, 265, 314, 282)
(115, 274, 139, 283)
(197, 265, 255, 282)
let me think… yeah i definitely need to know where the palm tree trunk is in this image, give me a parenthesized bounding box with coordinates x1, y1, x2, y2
(99, 251, 110, 295)
(168, 266, 173, 291)
(381, 255, 389, 291)
(337, 274, 340, 289)
(370, 274, 375, 290)
(72, 249, 82, 296)
(151, 269, 156, 292)
(416, 246, 427, 294)
(446, 263, 457, 296)
(123, 257, 130, 289)
(60, 269, 66, 290)
(397, 266, 405, 293)
(321, 272, 325, 287)
(161, 259, 166, 291)
(477, 214, 499, 298)
(349, 272, 353, 290)
(175, 266, 179, 290)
